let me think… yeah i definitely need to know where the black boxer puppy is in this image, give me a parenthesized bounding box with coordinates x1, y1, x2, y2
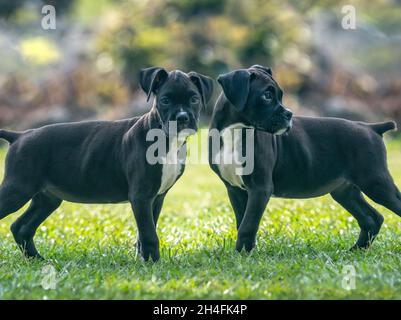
(0, 67, 213, 261)
(209, 64, 398, 252)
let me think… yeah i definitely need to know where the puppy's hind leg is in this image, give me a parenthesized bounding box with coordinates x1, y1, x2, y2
(331, 184, 384, 250)
(359, 171, 401, 220)
(0, 183, 32, 220)
(11, 191, 62, 259)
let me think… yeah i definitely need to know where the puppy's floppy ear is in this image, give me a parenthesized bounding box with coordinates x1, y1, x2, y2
(188, 72, 214, 107)
(217, 70, 251, 111)
(251, 64, 272, 76)
(139, 67, 168, 101)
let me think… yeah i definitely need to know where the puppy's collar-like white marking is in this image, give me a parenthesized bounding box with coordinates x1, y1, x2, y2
(215, 123, 253, 189)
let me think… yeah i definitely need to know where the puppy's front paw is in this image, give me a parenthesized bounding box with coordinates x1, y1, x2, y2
(236, 236, 255, 252)
(139, 241, 160, 262)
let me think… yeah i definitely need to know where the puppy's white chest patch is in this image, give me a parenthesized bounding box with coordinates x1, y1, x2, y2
(158, 134, 187, 195)
(215, 123, 249, 189)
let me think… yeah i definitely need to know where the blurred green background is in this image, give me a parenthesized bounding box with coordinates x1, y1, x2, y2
(1, 0, 401, 130)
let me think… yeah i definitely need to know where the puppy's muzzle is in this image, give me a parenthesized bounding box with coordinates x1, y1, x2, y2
(175, 111, 197, 132)
(176, 111, 190, 127)
(272, 108, 293, 135)
(283, 109, 293, 121)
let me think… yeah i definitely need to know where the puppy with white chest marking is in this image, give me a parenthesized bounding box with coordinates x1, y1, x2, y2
(209, 64, 400, 252)
(0, 67, 213, 262)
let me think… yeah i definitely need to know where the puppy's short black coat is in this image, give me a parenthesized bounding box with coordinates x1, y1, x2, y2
(0, 67, 213, 261)
(209, 65, 399, 252)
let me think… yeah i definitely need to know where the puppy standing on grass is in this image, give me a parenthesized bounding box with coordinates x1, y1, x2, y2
(0, 67, 213, 262)
(209, 65, 399, 252)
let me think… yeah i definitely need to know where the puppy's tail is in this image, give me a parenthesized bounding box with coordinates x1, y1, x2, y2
(0, 129, 21, 144)
(368, 121, 397, 136)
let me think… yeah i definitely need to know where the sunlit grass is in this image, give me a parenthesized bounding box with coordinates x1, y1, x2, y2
(0, 134, 401, 299)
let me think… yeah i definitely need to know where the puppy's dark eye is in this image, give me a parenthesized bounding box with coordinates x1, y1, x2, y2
(190, 96, 200, 104)
(262, 91, 273, 103)
(159, 97, 170, 105)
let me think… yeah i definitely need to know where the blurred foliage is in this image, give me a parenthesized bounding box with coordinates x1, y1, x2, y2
(0, 0, 25, 17)
(20, 37, 61, 65)
(71, 0, 119, 24)
(1, 0, 401, 128)
(0, 0, 73, 17)
(96, 0, 312, 89)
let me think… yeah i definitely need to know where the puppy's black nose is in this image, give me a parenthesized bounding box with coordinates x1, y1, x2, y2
(284, 110, 293, 120)
(176, 111, 190, 125)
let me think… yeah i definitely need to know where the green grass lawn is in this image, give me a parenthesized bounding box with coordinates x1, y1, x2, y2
(1, 135, 401, 299)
